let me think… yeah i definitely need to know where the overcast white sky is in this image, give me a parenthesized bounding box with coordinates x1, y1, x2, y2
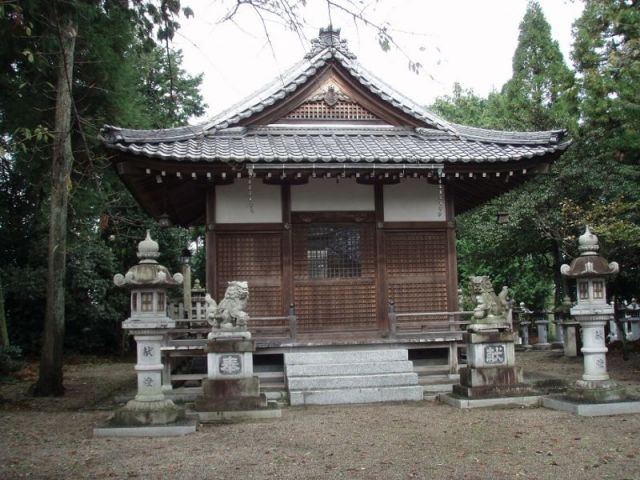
(173, 0, 584, 121)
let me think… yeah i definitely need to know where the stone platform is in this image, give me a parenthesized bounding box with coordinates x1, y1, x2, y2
(193, 407, 282, 423)
(543, 395, 640, 416)
(93, 418, 198, 437)
(439, 393, 542, 409)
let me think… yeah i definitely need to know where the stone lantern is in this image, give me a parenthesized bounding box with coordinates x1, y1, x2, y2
(560, 226, 623, 402)
(112, 231, 185, 425)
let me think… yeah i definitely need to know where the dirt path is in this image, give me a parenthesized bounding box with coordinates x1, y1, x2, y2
(1, 350, 640, 479)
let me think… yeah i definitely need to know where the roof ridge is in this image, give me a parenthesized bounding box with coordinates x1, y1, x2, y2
(449, 123, 567, 145)
(100, 28, 568, 148)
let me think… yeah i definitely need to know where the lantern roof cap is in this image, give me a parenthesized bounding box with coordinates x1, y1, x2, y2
(113, 232, 183, 288)
(560, 226, 619, 278)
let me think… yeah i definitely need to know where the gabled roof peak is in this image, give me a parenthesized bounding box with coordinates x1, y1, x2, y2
(305, 26, 357, 60)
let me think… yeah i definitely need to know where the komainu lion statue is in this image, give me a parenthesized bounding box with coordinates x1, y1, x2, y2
(468, 276, 510, 331)
(206, 281, 250, 331)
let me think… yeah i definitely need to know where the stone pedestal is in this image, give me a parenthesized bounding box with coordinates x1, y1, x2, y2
(194, 337, 267, 412)
(517, 321, 531, 351)
(552, 318, 565, 349)
(533, 319, 551, 350)
(112, 328, 185, 426)
(563, 322, 579, 357)
(453, 331, 531, 398)
(567, 314, 625, 403)
(629, 318, 640, 341)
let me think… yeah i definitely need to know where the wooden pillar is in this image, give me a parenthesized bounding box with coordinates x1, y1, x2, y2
(375, 183, 388, 334)
(445, 185, 459, 312)
(205, 187, 216, 295)
(445, 185, 460, 375)
(281, 184, 293, 315)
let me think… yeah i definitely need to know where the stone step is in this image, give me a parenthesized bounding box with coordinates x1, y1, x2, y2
(418, 374, 454, 385)
(422, 383, 454, 393)
(261, 383, 286, 391)
(285, 349, 407, 365)
(288, 372, 418, 391)
(289, 385, 423, 406)
(286, 360, 414, 377)
(412, 364, 449, 374)
(255, 371, 285, 379)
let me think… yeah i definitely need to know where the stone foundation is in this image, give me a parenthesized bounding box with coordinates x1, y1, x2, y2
(194, 377, 267, 411)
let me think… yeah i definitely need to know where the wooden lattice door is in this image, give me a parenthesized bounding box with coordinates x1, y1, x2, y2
(385, 230, 450, 329)
(292, 222, 377, 335)
(215, 232, 283, 317)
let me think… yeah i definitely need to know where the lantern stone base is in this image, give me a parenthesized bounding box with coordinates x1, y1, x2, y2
(452, 331, 535, 399)
(567, 379, 627, 403)
(97, 399, 195, 437)
(111, 398, 186, 426)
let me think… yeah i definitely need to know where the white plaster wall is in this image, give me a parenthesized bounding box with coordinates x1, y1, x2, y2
(384, 179, 442, 221)
(215, 179, 282, 223)
(291, 178, 374, 211)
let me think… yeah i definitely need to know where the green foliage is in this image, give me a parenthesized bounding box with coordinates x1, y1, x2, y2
(0, 0, 205, 354)
(136, 47, 206, 128)
(500, 1, 577, 132)
(433, 0, 640, 308)
(573, 0, 640, 162)
(431, 83, 491, 127)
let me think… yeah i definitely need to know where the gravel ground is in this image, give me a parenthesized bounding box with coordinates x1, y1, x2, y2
(1, 349, 640, 480)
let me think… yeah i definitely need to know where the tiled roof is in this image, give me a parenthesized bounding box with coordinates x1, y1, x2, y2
(100, 28, 570, 164)
(107, 126, 569, 163)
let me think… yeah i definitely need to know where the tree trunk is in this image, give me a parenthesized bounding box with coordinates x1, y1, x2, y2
(0, 277, 8, 349)
(33, 15, 77, 397)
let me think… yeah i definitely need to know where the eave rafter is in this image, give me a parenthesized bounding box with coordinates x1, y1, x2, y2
(113, 151, 553, 223)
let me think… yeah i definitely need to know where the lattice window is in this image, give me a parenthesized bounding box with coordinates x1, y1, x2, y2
(593, 280, 604, 300)
(216, 233, 283, 316)
(141, 292, 153, 312)
(156, 292, 165, 312)
(306, 225, 362, 279)
(283, 101, 378, 121)
(385, 230, 449, 317)
(579, 281, 589, 300)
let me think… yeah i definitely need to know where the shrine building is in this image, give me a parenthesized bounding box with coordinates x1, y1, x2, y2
(100, 28, 569, 350)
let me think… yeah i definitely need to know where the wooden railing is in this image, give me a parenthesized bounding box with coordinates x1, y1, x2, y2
(166, 301, 297, 344)
(387, 300, 472, 339)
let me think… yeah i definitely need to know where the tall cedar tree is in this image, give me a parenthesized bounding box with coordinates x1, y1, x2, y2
(0, 0, 200, 395)
(33, 10, 77, 396)
(433, 1, 578, 308)
(499, 0, 577, 132)
(570, 0, 640, 297)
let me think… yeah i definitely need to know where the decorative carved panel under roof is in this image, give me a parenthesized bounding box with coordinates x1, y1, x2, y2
(280, 79, 381, 123)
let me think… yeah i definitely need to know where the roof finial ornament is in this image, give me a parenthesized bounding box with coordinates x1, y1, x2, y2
(578, 225, 600, 256)
(137, 230, 161, 263)
(305, 25, 357, 60)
